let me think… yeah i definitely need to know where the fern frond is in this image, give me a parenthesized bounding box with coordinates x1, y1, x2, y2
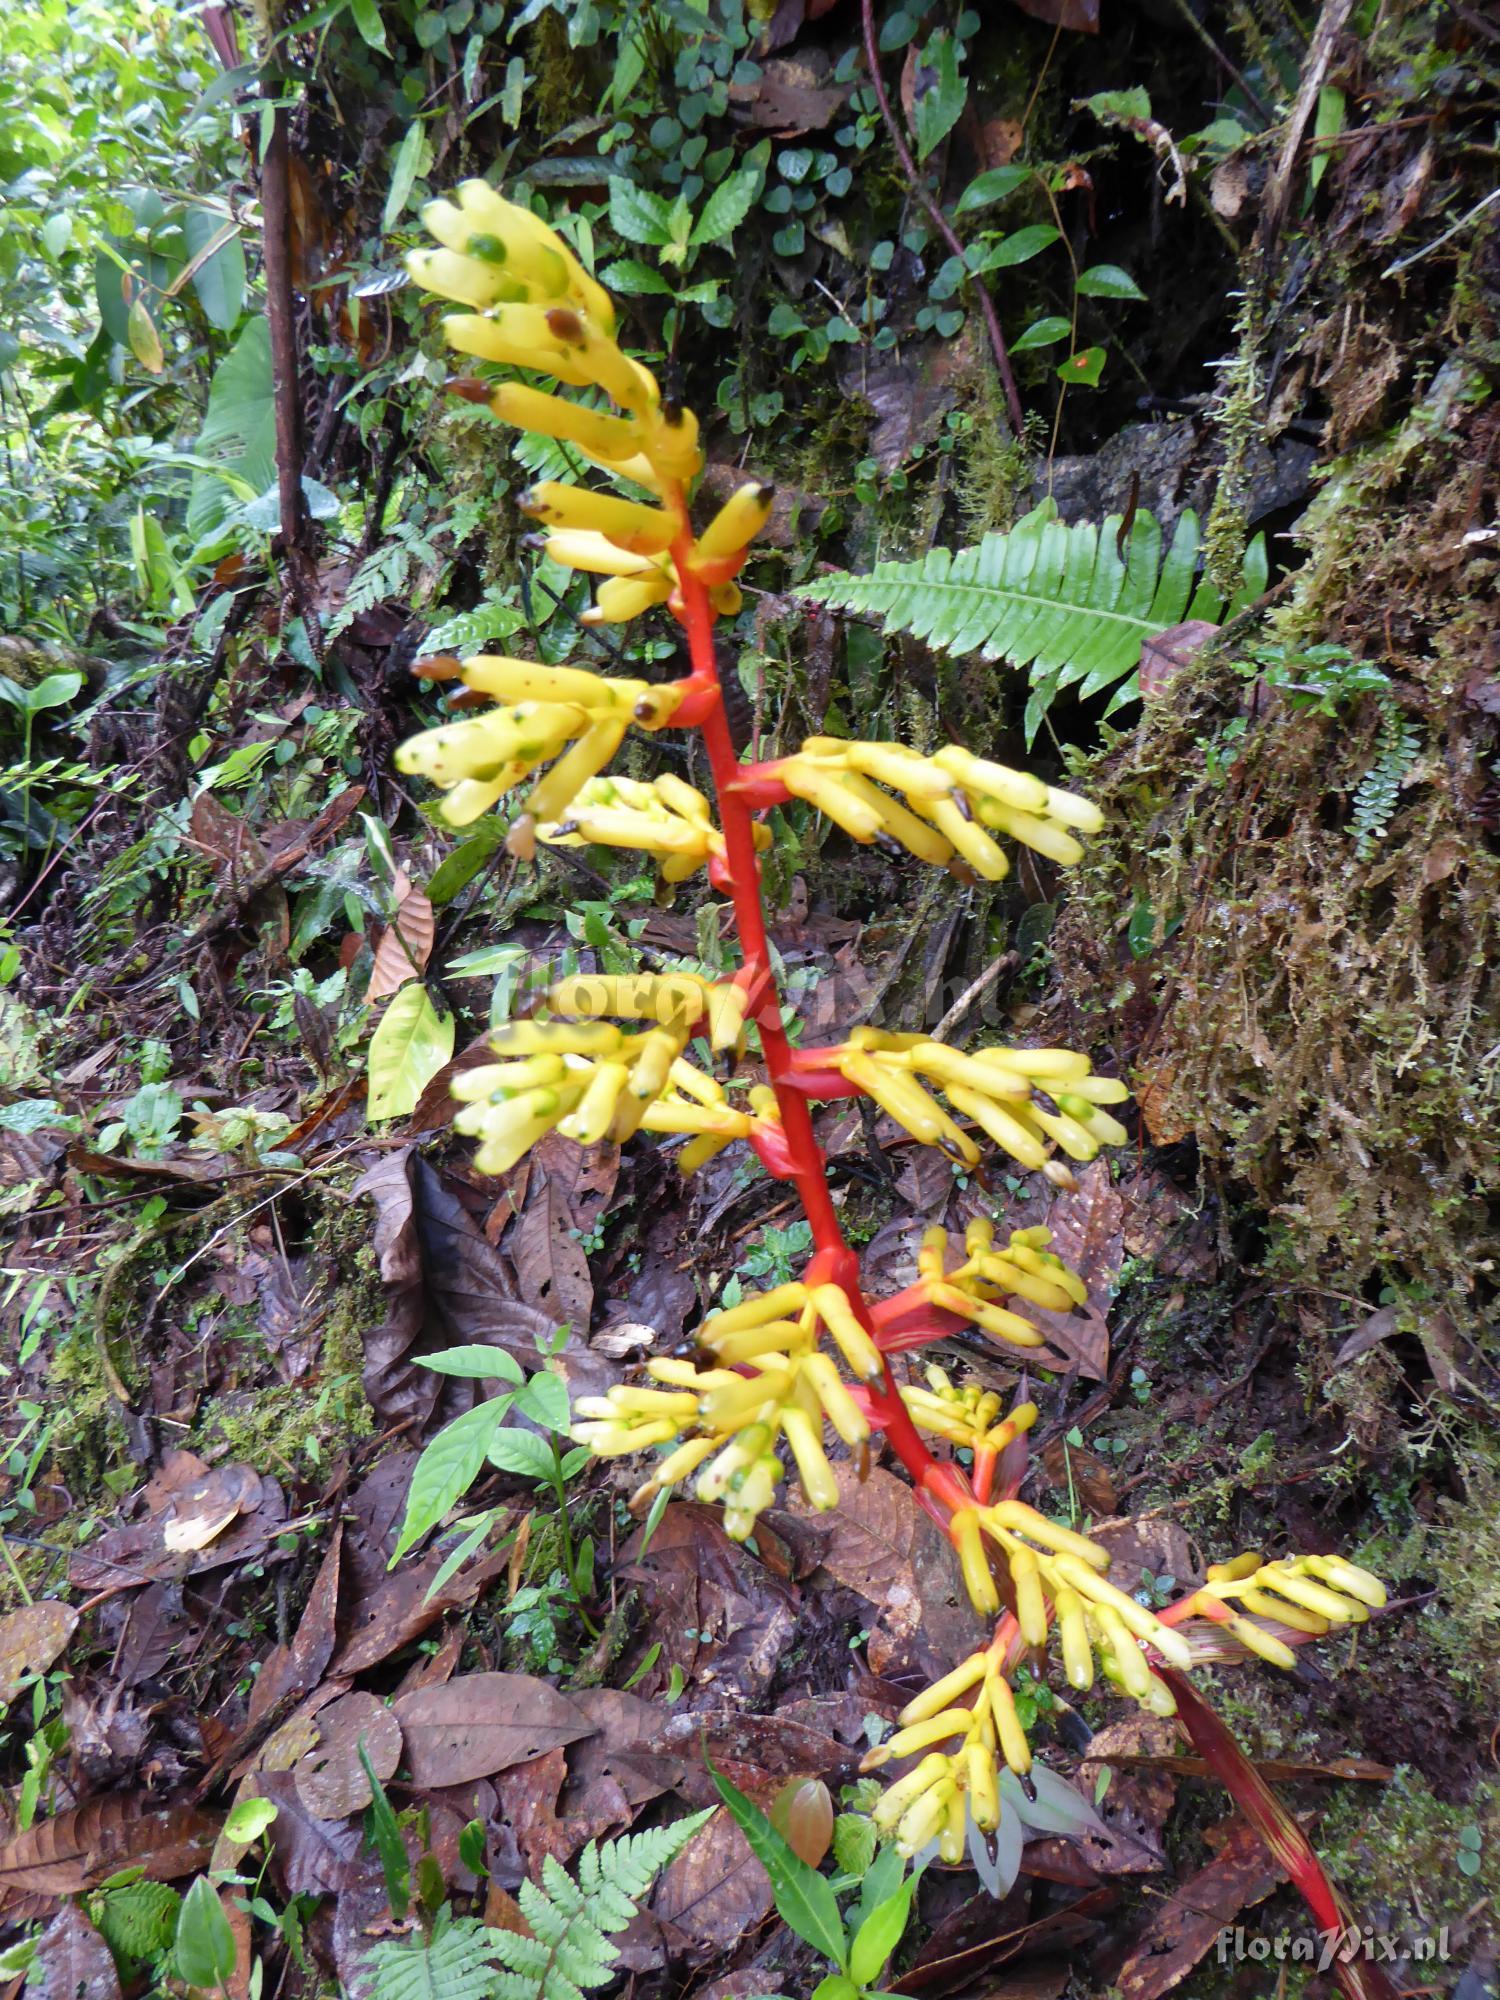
(359, 1811, 714, 2000)
(328, 537, 414, 639)
(796, 499, 1266, 740)
(1351, 710, 1420, 857)
(359, 1916, 500, 2000)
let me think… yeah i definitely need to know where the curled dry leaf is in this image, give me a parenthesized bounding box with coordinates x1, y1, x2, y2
(651, 1809, 774, 1956)
(1116, 1814, 1284, 2000)
(0, 1795, 219, 1902)
(390, 1671, 594, 1787)
(0, 1602, 78, 1709)
(294, 1690, 402, 1819)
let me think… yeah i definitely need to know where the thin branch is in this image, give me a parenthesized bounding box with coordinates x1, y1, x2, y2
(858, 0, 1025, 437)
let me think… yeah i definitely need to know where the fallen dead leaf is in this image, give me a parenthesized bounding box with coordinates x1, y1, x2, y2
(652, 1808, 774, 1954)
(246, 1525, 343, 1734)
(391, 1672, 593, 1787)
(0, 1603, 78, 1709)
(1115, 1814, 1284, 2000)
(366, 875, 436, 1004)
(29, 1903, 123, 1999)
(294, 1690, 402, 1818)
(0, 1795, 219, 1902)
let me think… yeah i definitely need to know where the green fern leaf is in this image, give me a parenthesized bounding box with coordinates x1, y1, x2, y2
(796, 499, 1265, 740)
(360, 1916, 500, 2000)
(361, 1811, 714, 2000)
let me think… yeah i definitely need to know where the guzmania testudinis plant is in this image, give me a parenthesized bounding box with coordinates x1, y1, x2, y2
(391, 179, 1395, 1997)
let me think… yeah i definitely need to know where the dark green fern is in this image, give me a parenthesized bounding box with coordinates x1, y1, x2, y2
(360, 1811, 712, 2000)
(796, 498, 1266, 741)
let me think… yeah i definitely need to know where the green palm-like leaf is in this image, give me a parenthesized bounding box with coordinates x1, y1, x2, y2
(796, 499, 1265, 741)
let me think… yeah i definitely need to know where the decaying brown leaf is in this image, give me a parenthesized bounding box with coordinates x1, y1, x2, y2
(652, 1808, 774, 1954)
(0, 1602, 78, 1709)
(366, 874, 436, 1004)
(0, 1795, 219, 1902)
(294, 1689, 402, 1818)
(357, 1153, 613, 1428)
(246, 1525, 343, 1733)
(391, 1672, 593, 1786)
(29, 1903, 123, 2000)
(70, 1455, 285, 1593)
(1115, 1814, 1284, 2000)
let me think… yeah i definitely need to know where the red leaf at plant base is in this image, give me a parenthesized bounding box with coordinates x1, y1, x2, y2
(1158, 1670, 1400, 2000)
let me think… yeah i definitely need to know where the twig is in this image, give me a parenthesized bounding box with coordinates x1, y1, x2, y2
(259, 93, 317, 639)
(1255, 0, 1357, 261)
(858, 0, 1025, 437)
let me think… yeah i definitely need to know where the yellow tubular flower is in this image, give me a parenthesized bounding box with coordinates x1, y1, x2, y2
(1195, 1553, 1386, 1662)
(951, 1510, 999, 1615)
(407, 183, 785, 626)
(691, 482, 776, 565)
(1055, 1586, 1095, 1690)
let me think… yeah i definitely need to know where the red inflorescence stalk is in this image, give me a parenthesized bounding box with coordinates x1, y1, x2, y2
(670, 544, 972, 1519)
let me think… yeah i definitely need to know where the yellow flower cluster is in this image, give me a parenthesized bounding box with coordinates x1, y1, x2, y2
(538, 775, 770, 883)
(945, 1499, 1191, 1712)
(572, 1279, 879, 1539)
(394, 656, 679, 842)
(407, 179, 773, 622)
(825, 1029, 1129, 1183)
(913, 1219, 1089, 1351)
(902, 1369, 1039, 1455)
(451, 1015, 768, 1175)
(1191, 1551, 1387, 1670)
(864, 1649, 1032, 1858)
(772, 739, 1103, 881)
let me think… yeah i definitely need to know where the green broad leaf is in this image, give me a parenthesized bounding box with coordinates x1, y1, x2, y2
(690, 166, 762, 247)
(392, 1395, 513, 1560)
(182, 207, 246, 329)
(347, 0, 389, 48)
(912, 30, 966, 164)
(705, 1751, 849, 1973)
(1081, 85, 1152, 125)
(367, 983, 454, 1121)
(360, 1745, 410, 1921)
(811, 1979, 859, 2000)
(608, 176, 677, 247)
(223, 1796, 279, 1844)
(1310, 83, 1345, 193)
(1076, 262, 1146, 300)
(514, 1369, 570, 1432)
(20, 672, 84, 715)
(174, 1876, 237, 1990)
(1010, 314, 1071, 352)
(848, 1864, 920, 1987)
(383, 120, 430, 232)
(599, 256, 674, 295)
(41, 213, 72, 261)
(852, 1841, 905, 1934)
(485, 1426, 558, 1482)
(417, 1345, 526, 1382)
(953, 165, 1029, 214)
(187, 317, 276, 537)
(1058, 344, 1107, 387)
(973, 224, 1060, 271)
(126, 295, 164, 373)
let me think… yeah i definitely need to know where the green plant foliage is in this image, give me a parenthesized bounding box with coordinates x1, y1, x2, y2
(359, 1814, 713, 2000)
(797, 500, 1267, 740)
(1351, 709, 1420, 858)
